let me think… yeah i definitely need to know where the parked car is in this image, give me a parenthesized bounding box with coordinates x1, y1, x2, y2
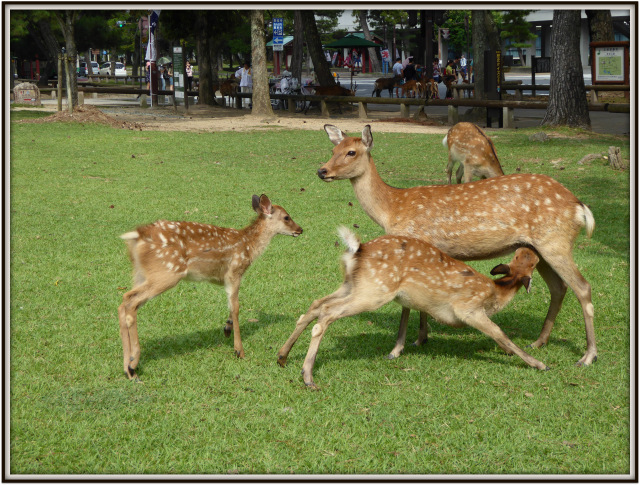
(99, 62, 127, 77)
(78, 61, 99, 76)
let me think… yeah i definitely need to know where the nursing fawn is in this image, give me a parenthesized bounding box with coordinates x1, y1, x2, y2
(311, 125, 596, 368)
(118, 194, 302, 380)
(278, 228, 545, 389)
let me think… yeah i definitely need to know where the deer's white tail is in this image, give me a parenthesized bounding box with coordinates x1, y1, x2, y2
(442, 134, 448, 147)
(582, 204, 595, 238)
(338, 226, 360, 254)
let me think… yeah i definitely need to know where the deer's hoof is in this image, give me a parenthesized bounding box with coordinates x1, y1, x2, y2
(126, 366, 140, 381)
(224, 320, 233, 338)
(277, 356, 287, 367)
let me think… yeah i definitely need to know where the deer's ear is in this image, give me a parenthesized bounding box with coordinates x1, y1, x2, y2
(490, 263, 511, 276)
(362, 125, 373, 150)
(252, 195, 261, 212)
(324, 124, 345, 145)
(258, 194, 273, 215)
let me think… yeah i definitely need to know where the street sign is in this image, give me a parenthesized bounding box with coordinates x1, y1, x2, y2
(273, 17, 283, 52)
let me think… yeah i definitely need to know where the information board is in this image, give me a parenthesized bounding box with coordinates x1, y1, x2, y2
(172, 46, 184, 103)
(595, 46, 625, 82)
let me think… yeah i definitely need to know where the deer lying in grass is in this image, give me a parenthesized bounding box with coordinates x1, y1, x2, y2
(443, 122, 505, 184)
(118, 194, 302, 380)
(278, 228, 545, 389)
(300, 125, 596, 369)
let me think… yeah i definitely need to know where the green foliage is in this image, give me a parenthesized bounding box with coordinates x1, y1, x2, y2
(8, 113, 631, 476)
(437, 10, 471, 54)
(500, 10, 537, 49)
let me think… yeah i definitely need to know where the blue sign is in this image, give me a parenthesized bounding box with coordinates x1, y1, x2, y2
(273, 17, 283, 51)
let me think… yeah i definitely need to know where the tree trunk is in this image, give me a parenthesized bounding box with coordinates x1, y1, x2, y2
(472, 10, 501, 101)
(291, 10, 304, 83)
(30, 18, 61, 85)
(541, 10, 591, 129)
(250, 10, 274, 116)
(301, 10, 335, 86)
(586, 10, 615, 42)
(54, 11, 79, 108)
(359, 11, 381, 73)
(195, 13, 218, 105)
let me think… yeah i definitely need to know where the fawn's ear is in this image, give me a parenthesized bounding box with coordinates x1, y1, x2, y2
(521, 276, 533, 293)
(361, 125, 373, 151)
(490, 263, 511, 276)
(253, 194, 272, 215)
(324, 124, 345, 145)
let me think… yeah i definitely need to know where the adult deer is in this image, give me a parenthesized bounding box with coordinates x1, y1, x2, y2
(443, 122, 505, 184)
(279, 229, 545, 389)
(118, 194, 302, 380)
(287, 125, 596, 369)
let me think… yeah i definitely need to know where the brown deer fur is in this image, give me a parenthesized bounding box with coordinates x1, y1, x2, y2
(372, 76, 401, 97)
(443, 122, 505, 184)
(278, 229, 546, 388)
(118, 194, 302, 379)
(299, 125, 596, 369)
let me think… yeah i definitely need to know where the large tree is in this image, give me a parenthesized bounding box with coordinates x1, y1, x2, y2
(301, 10, 335, 86)
(250, 10, 274, 116)
(291, 10, 304, 82)
(53, 10, 79, 108)
(500, 10, 536, 66)
(358, 10, 381, 72)
(585, 10, 615, 42)
(541, 10, 590, 129)
(471, 10, 501, 101)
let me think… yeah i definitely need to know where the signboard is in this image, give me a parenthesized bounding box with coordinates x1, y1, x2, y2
(595, 46, 625, 82)
(590, 41, 629, 85)
(172, 46, 184, 103)
(380, 49, 390, 62)
(272, 17, 283, 52)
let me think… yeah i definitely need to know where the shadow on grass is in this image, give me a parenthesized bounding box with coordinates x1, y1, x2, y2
(140, 312, 290, 365)
(289, 308, 585, 373)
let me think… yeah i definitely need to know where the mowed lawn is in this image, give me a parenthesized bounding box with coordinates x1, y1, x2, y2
(8, 111, 631, 476)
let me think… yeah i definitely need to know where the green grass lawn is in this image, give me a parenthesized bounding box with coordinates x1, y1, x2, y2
(9, 111, 631, 476)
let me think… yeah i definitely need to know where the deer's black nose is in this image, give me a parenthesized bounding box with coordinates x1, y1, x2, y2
(317, 168, 327, 179)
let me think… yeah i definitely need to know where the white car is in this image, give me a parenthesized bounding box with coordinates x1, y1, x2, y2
(99, 62, 127, 77)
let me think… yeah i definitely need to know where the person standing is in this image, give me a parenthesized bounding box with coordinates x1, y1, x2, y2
(432, 58, 442, 83)
(235, 61, 252, 108)
(392, 57, 404, 97)
(185, 61, 193, 91)
(460, 54, 468, 81)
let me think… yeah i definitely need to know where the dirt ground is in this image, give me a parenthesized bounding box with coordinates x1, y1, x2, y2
(16, 103, 451, 135)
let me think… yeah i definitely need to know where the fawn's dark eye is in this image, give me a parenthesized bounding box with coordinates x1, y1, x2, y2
(284, 216, 290, 221)
(347, 150, 356, 156)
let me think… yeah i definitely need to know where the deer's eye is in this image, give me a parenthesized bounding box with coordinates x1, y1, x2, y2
(284, 216, 290, 221)
(347, 150, 356, 156)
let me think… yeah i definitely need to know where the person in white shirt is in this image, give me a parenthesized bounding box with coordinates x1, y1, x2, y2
(460, 54, 468, 81)
(235, 61, 252, 108)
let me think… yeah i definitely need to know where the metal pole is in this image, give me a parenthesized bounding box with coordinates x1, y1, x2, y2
(57, 55, 62, 111)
